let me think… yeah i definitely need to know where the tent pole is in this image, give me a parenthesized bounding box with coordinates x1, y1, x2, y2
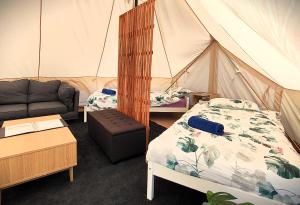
(154, 10, 173, 82)
(165, 42, 214, 91)
(37, 0, 43, 79)
(95, 0, 115, 89)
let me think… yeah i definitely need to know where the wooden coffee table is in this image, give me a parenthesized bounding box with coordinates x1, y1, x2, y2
(0, 115, 77, 204)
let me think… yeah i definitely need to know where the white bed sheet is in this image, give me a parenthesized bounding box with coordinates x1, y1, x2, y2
(146, 102, 300, 205)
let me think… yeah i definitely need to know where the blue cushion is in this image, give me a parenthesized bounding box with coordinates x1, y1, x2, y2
(188, 116, 224, 135)
(102, 88, 116, 96)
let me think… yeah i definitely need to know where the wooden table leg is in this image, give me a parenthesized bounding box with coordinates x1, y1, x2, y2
(69, 167, 74, 182)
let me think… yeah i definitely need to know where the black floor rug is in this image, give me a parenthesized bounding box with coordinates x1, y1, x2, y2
(2, 116, 206, 205)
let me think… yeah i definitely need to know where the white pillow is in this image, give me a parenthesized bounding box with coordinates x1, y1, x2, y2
(209, 98, 260, 111)
(103, 79, 118, 89)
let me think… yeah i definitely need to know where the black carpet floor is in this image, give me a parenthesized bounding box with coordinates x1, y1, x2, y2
(2, 115, 206, 205)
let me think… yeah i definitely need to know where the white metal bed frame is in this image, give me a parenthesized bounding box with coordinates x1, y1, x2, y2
(83, 96, 189, 122)
(147, 161, 284, 205)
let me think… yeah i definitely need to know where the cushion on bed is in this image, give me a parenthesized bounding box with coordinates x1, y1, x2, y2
(102, 88, 116, 96)
(209, 98, 260, 111)
(188, 116, 224, 135)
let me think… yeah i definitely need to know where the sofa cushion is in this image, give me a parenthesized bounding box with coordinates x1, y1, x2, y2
(58, 83, 75, 111)
(0, 79, 29, 105)
(0, 104, 27, 120)
(28, 80, 61, 103)
(28, 101, 67, 117)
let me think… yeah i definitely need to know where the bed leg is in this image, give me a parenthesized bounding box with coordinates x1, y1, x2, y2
(186, 96, 190, 110)
(84, 107, 87, 123)
(147, 162, 154, 200)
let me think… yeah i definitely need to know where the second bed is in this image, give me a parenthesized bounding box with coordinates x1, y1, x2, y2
(146, 98, 300, 205)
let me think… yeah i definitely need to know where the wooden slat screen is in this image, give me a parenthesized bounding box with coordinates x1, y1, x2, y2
(118, 0, 155, 146)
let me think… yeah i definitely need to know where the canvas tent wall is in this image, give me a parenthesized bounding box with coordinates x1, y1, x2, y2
(182, 0, 300, 146)
(0, 0, 299, 145)
(0, 0, 210, 98)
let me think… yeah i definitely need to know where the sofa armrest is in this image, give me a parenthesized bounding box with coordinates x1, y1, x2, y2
(73, 88, 80, 112)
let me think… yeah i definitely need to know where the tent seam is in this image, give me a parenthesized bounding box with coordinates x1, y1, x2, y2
(224, 51, 270, 109)
(165, 42, 213, 91)
(184, 0, 212, 39)
(154, 9, 173, 79)
(185, 0, 281, 86)
(218, 43, 280, 89)
(95, 0, 116, 78)
(37, 0, 43, 79)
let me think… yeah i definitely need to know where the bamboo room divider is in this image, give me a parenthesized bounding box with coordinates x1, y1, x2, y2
(117, 0, 155, 146)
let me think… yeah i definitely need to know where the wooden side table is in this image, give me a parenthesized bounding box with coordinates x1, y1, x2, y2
(191, 92, 218, 106)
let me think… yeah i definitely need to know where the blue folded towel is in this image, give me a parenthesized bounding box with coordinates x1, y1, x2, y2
(188, 116, 224, 136)
(102, 88, 116, 96)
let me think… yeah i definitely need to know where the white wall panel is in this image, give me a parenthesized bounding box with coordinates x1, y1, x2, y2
(195, 0, 300, 90)
(151, 14, 171, 78)
(97, 1, 133, 77)
(177, 50, 210, 92)
(224, 0, 300, 73)
(0, 0, 40, 78)
(187, 0, 269, 79)
(40, 0, 114, 77)
(98, 1, 172, 78)
(155, 0, 211, 77)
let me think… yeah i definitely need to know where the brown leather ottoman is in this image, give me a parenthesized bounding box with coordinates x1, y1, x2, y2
(87, 109, 146, 163)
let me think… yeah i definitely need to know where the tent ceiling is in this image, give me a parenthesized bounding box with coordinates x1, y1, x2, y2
(187, 0, 300, 91)
(1, 0, 300, 143)
(1, 0, 299, 91)
(224, 0, 300, 71)
(0, 0, 212, 80)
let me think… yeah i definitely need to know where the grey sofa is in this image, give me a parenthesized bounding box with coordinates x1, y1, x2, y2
(0, 79, 79, 121)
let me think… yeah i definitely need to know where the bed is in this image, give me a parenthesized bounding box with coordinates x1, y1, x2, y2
(146, 98, 300, 205)
(83, 88, 190, 122)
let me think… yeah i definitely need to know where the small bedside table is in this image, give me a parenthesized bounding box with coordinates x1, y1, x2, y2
(191, 92, 218, 106)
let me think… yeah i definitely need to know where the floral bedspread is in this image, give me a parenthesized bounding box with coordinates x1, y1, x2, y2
(87, 90, 118, 110)
(146, 102, 300, 205)
(87, 88, 190, 110)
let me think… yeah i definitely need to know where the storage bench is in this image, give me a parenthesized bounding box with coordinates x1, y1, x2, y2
(87, 109, 146, 163)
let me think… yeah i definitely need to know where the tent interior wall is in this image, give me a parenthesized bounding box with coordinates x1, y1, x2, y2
(0, 0, 300, 145)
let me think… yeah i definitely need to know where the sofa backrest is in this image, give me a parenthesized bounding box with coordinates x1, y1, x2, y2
(0, 79, 29, 105)
(28, 80, 61, 103)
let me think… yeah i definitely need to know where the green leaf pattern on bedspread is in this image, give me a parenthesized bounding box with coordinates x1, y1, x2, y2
(174, 138, 220, 177)
(87, 89, 189, 110)
(177, 137, 198, 153)
(264, 156, 300, 179)
(155, 102, 300, 205)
